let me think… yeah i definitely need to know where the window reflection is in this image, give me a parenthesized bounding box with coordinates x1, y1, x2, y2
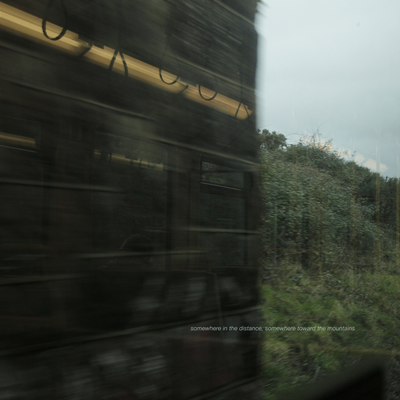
(91, 131, 168, 271)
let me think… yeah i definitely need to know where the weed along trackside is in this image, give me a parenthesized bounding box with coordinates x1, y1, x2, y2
(260, 130, 397, 399)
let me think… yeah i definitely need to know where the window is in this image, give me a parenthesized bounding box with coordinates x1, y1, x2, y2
(198, 160, 248, 267)
(91, 131, 168, 270)
(0, 117, 43, 247)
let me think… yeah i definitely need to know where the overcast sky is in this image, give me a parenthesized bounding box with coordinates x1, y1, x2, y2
(255, 0, 400, 178)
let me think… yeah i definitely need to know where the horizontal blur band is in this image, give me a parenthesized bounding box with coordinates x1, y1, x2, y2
(0, 2, 252, 120)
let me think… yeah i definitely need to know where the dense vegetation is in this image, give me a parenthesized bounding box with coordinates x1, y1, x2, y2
(259, 129, 400, 399)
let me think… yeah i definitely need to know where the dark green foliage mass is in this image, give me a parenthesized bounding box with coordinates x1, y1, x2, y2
(259, 130, 400, 274)
(258, 129, 287, 151)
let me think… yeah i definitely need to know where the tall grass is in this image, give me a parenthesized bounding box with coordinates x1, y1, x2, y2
(259, 138, 400, 399)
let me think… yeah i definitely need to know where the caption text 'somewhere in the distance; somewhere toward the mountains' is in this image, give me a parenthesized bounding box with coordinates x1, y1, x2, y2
(190, 326, 356, 332)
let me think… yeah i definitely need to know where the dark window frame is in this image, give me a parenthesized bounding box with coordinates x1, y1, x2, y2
(199, 156, 250, 267)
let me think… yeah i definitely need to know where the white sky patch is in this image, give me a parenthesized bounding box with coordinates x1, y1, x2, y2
(362, 158, 388, 173)
(354, 153, 366, 165)
(256, 0, 400, 178)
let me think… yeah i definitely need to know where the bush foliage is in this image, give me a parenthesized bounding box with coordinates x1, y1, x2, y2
(259, 129, 400, 399)
(259, 129, 400, 275)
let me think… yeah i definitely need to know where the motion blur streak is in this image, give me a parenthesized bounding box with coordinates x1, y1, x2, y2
(0, 1, 251, 119)
(0, 0, 260, 398)
(0, 2, 84, 53)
